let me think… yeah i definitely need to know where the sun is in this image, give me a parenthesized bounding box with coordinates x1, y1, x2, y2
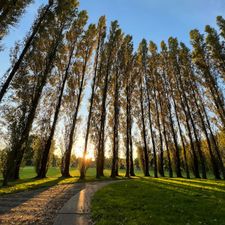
(74, 144, 95, 161)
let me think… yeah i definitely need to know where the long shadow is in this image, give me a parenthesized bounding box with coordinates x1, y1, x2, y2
(0, 176, 68, 194)
(0, 176, 83, 216)
(137, 177, 225, 197)
(75, 174, 129, 184)
(171, 177, 225, 189)
(156, 178, 225, 193)
(0, 173, 125, 218)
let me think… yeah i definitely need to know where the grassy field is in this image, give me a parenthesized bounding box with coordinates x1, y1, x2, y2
(0, 166, 141, 195)
(0, 167, 108, 195)
(1, 167, 225, 225)
(0, 167, 217, 195)
(91, 177, 225, 225)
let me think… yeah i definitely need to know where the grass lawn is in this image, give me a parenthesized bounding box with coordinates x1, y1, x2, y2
(0, 167, 142, 195)
(91, 177, 225, 225)
(0, 167, 74, 195)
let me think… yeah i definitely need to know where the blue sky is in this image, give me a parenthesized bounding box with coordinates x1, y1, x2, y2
(0, 0, 225, 76)
(80, 0, 225, 47)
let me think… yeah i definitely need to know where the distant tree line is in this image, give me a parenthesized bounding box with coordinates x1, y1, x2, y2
(1, 0, 225, 186)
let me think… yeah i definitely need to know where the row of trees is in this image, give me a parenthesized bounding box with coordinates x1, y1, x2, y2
(1, 0, 225, 186)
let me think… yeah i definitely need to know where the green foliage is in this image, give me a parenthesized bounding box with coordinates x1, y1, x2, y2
(0, 149, 8, 175)
(33, 137, 55, 175)
(0, 0, 33, 44)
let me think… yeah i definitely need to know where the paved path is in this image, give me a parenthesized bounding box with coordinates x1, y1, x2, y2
(0, 183, 85, 225)
(53, 181, 119, 225)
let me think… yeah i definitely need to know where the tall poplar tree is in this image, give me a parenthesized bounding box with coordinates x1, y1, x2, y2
(96, 21, 122, 178)
(62, 24, 96, 177)
(0, 0, 54, 102)
(136, 39, 150, 177)
(80, 16, 106, 179)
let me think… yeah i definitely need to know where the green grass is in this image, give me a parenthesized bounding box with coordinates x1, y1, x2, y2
(0, 166, 134, 195)
(91, 177, 225, 225)
(1, 167, 225, 225)
(0, 166, 216, 196)
(0, 167, 76, 195)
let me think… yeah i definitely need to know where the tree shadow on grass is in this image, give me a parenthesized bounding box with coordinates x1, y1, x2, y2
(171, 177, 225, 189)
(138, 176, 225, 196)
(0, 175, 80, 195)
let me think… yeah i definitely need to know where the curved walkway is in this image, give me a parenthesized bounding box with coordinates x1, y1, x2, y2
(0, 182, 86, 225)
(53, 180, 120, 225)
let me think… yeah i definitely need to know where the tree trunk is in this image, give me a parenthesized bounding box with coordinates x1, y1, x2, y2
(37, 41, 76, 179)
(125, 88, 130, 178)
(153, 78, 164, 177)
(139, 77, 150, 177)
(194, 83, 225, 179)
(162, 119, 173, 178)
(194, 92, 221, 179)
(200, 93, 225, 179)
(176, 73, 201, 178)
(62, 53, 88, 178)
(173, 100, 190, 178)
(13, 147, 26, 180)
(146, 84, 157, 177)
(168, 100, 182, 178)
(129, 116, 135, 176)
(96, 51, 113, 178)
(80, 32, 102, 179)
(162, 75, 182, 177)
(111, 67, 120, 178)
(185, 94, 207, 179)
(3, 24, 64, 185)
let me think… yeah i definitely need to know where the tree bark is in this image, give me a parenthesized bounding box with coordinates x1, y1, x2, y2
(193, 81, 225, 179)
(146, 82, 157, 178)
(111, 67, 120, 178)
(129, 115, 135, 176)
(175, 69, 201, 178)
(125, 82, 130, 178)
(172, 73, 190, 178)
(183, 88, 207, 179)
(192, 88, 221, 179)
(96, 47, 114, 178)
(3, 24, 64, 185)
(153, 77, 164, 177)
(62, 52, 89, 177)
(139, 76, 150, 177)
(162, 118, 173, 178)
(37, 40, 77, 179)
(174, 103, 190, 179)
(80, 30, 102, 179)
(162, 73, 182, 178)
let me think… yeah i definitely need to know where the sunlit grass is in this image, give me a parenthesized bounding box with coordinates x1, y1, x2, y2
(92, 177, 225, 225)
(154, 177, 225, 193)
(0, 167, 129, 195)
(1, 166, 224, 199)
(0, 167, 77, 195)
